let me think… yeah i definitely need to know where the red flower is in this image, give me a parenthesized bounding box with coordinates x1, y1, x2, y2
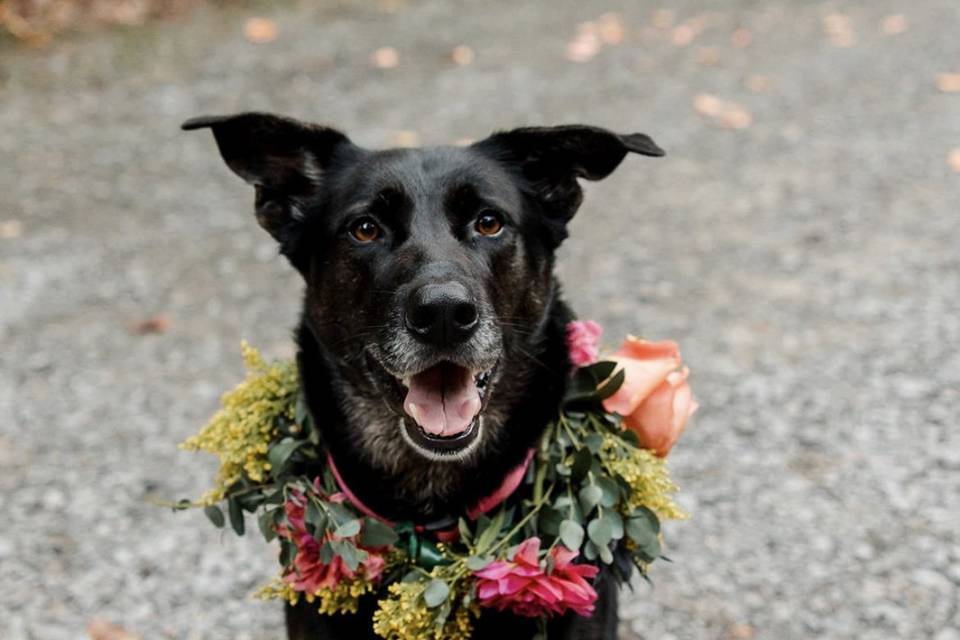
(278, 490, 385, 593)
(565, 320, 603, 367)
(473, 537, 599, 617)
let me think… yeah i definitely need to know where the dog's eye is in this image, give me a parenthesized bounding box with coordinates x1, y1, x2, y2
(475, 211, 504, 237)
(349, 218, 382, 243)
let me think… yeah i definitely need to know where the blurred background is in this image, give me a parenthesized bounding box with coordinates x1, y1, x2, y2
(1, 1, 958, 638)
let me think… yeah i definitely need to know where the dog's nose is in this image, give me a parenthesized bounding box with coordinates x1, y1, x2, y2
(405, 282, 479, 346)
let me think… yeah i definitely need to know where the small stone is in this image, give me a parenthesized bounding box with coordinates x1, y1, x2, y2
(370, 47, 400, 69)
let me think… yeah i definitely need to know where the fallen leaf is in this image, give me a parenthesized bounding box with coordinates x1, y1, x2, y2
(86, 618, 139, 640)
(390, 130, 420, 147)
(731, 27, 752, 48)
(694, 93, 723, 117)
(937, 73, 960, 93)
(697, 47, 720, 66)
(566, 22, 601, 62)
(671, 24, 696, 46)
(450, 45, 475, 66)
(880, 14, 908, 35)
(243, 17, 277, 44)
(949, 149, 960, 173)
(745, 75, 771, 93)
(370, 47, 400, 69)
(823, 13, 856, 48)
(128, 314, 171, 336)
(727, 623, 755, 639)
(597, 12, 625, 45)
(0, 219, 22, 239)
(694, 94, 752, 129)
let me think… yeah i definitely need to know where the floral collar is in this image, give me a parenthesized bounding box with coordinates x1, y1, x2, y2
(175, 321, 696, 639)
(326, 449, 536, 542)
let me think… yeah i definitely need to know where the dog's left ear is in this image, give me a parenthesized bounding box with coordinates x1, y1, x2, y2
(182, 112, 354, 243)
(472, 125, 664, 223)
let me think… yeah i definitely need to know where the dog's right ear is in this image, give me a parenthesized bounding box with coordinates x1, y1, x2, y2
(182, 112, 353, 242)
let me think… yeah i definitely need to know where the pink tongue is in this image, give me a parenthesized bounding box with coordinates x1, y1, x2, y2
(404, 364, 481, 437)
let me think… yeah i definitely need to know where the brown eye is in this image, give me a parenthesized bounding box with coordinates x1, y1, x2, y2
(475, 211, 504, 236)
(349, 218, 381, 243)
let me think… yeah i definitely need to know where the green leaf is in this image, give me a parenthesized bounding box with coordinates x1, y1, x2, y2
(584, 433, 604, 454)
(258, 509, 277, 541)
(361, 518, 399, 547)
(227, 497, 245, 536)
(267, 438, 303, 474)
(203, 505, 225, 528)
(598, 542, 614, 564)
(423, 579, 450, 608)
(280, 540, 296, 566)
(334, 518, 361, 538)
(295, 393, 310, 428)
(602, 511, 624, 541)
(571, 447, 592, 482)
(305, 500, 327, 534)
(584, 540, 599, 561)
(538, 506, 562, 536)
(559, 519, 584, 550)
(327, 502, 356, 527)
(587, 517, 613, 547)
(585, 361, 617, 381)
(465, 555, 494, 571)
(458, 518, 474, 546)
(474, 508, 505, 554)
(626, 508, 661, 560)
(597, 475, 621, 508)
(330, 539, 367, 572)
(578, 484, 603, 515)
(595, 368, 625, 400)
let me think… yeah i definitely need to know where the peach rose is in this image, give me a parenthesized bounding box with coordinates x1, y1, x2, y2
(602, 337, 697, 457)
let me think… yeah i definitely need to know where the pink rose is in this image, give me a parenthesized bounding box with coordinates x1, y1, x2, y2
(278, 494, 386, 593)
(566, 320, 603, 366)
(602, 337, 697, 457)
(474, 537, 599, 618)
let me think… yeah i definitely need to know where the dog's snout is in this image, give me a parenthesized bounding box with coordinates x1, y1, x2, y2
(405, 282, 479, 346)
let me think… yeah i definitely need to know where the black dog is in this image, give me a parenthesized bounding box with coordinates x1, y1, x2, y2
(184, 112, 663, 639)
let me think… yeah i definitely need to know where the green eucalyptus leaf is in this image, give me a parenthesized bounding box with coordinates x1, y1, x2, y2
(465, 555, 494, 571)
(361, 518, 399, 547)
(258, 509, 277, 542)
(538, 506, 563, 536)
(267, 438, 303, 474)
(587, 517, 613, 547)
(305, 501, 327, 534)
(598, 542, 614, 564)
(203, 505, 225, 528)
(227, 497, 245, 536)
(458, 518, 474, 546)
(597, 475, 621, 508)
(280, 539, 297, 566)
(423, 579, 450, 608)
(584, 433, 604, 454)
(334, 518, 361, 538)
(559, 519, 585, 551)
(603, 510, 624, 540)
(584, 540, 599, 561)
(578, 484, 603, 515)
(327, 502, 356, 527)
(571, 447, 592, 481)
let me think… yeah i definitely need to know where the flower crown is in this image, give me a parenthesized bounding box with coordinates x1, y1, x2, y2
(174, 321, 696, 639)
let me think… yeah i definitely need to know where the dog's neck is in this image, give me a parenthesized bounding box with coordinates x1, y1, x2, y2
(295, 296, 573, 523)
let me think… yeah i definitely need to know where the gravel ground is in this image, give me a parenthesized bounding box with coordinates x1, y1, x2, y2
(2, 1, 959, 638)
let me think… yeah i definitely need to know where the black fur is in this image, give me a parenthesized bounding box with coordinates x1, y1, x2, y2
(184, 112, 663, 639)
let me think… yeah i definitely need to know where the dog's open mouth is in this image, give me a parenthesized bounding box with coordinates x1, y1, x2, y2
(399, 362, 493, 457)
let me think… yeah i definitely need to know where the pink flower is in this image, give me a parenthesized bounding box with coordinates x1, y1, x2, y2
(278, 493, 386, 593)
(474, 537, 599, 618)
(602, 337, 698, 457)
(566, 320, 603, 366)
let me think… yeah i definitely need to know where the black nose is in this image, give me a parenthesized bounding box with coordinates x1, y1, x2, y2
(405, 282, 479, 346)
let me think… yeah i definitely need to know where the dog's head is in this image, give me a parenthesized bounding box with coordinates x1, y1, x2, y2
(185, 113, 662, 465)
